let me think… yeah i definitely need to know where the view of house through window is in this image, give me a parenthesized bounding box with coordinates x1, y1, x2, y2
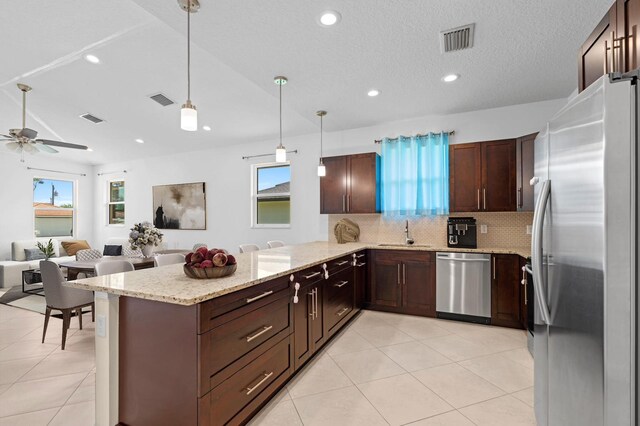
(109, 180, 125, 225)
(33, 178, 75, 237)
(254, 164, 290, 225)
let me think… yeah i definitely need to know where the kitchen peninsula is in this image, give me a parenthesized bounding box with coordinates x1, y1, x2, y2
(66, 241, 530, 426)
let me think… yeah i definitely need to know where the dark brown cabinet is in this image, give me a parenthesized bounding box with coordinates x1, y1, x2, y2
(293, 270, 325, 369)
(320, 153, 380, 214)
(369, 250, 436, 317)
(450, 139, 517, 212)
(491, 254, 523, 329)
(579, 0, 640, 92)
(516, 133, 536, 211)
(353, 252, 368, 308)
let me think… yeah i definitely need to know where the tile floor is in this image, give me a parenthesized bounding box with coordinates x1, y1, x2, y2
(0, 303, 534, 425)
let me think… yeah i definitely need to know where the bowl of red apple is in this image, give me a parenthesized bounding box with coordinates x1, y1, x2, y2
(183, 246, 237, 279)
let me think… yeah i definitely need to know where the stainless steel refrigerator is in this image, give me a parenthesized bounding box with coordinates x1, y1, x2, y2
(532, 73, 637, 425)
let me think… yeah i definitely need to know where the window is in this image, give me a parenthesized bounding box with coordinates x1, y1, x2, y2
(108, 180, 125, 225)
(252, 163, 290, 226)
(33, 178, 75, 237)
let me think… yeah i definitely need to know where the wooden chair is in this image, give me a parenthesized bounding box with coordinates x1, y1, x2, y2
(154, 253, 185, 266)
(40, 260, 94, 350)
(94, 260, 135, 276)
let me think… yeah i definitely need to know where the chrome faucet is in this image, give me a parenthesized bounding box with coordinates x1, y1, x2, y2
(405, 220, 415, 245)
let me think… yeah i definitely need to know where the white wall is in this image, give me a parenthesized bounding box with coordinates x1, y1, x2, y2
(0, 154, 94, 261)
(91, 98, 565, 253)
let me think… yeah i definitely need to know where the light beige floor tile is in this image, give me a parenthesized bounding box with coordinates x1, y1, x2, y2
(66, 377, 95, 405)
(357, 373, 452, 425)
(459, 395, 536, 426)
(408, 410, 476, 425)
(0, 407, 60, 426)
(383, 316, 452, 340)
(455, 328, 524, 352)
(0, 356, 44, 385)
(19, 350, 95, 382)
(353, 322, 414, 347)
(499, 347, 534, 369)
(325, 329, 375, 356)
(0, 327, 35, 346)
(512, 387, 534, 407)
(380, 341, 451, 372)
(0, 315, 44, 332)
(293, 386, 387, 426)
(412, 363, 505, 408)
(248, 400, 302, 426)
(49, 400, 94, 426)
(431, 319, 490, 335)
(0, 384, 9, 396)
(421, 334, 495, 362)
(459, 353, 533, 393)
(0, 339, 59, 362)
(270, 386, 290, 403)
(287, 355, 352, 398)
(0, 372, 85, 417)
(331, 348, 405, 384)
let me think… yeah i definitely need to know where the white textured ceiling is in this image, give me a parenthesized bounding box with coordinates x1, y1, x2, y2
(0, 0, 613, 165)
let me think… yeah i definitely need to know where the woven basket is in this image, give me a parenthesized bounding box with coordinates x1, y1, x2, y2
(183, 263, 237, 279)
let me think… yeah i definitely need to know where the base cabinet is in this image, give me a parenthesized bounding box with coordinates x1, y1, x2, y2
(369, 250, 436, 317)
(491, 254, 523, 328)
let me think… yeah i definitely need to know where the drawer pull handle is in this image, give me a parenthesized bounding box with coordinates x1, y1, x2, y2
(356, 262, 366, 267)
(337, 307, 349, 317)
(356, 254, 365, 258)
(246, 325, 273, 342)
(246, 371, 274, 396)
(303, 271, 321, 279)
(334, 280, 349, 288)
(246, 291, 273, 304)
(335, 260, 349, 266)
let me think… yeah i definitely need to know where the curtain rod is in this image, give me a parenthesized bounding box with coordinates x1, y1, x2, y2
(26, 167, 87, 177)
(374, 130, 455, 144)
(97, 170, 127, 176)
(242, 149, 298, 160)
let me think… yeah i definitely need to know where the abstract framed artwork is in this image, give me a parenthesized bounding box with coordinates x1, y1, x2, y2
(152, 182, 206, 230)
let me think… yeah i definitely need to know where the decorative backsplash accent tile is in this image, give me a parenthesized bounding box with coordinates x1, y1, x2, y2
(328, 212, 533, 250)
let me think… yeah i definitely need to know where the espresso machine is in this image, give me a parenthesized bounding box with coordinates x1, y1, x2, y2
(447, 217, 477, 248)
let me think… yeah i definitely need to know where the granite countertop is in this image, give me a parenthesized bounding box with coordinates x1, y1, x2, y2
(64, 241, 530, 305)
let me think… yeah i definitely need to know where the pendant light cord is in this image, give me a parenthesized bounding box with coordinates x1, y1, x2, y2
(279, 81, 283, 148)
(319, 114, 323, 161)
(22, 89, 26, 129)
(187, 1, 191, 102)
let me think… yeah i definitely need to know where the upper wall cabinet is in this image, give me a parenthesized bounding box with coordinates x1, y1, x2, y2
(516, 133, 536, 211)
(579, 0, 640, 92)
(320, 153, 380, 214)
(450, 139, 517, 212)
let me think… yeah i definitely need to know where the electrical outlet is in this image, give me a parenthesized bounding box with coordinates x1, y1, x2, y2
(526, 225, 532, 235)
(480, 224, 488, 234)
(97, 314, 106, 338)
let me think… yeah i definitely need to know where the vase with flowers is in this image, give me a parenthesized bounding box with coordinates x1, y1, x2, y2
(129, 222, 163, 258)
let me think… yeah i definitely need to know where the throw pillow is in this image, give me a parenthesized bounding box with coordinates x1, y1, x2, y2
(103, 245, 123, 256)
(24, 248, 46, 261)
(61, 240, 91, 256)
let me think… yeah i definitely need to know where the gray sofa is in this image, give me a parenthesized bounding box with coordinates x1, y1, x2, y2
(0, 237, 77, 288)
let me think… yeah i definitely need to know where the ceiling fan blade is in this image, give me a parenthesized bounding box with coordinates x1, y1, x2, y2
(36, 139, 88, 150)
(35, 143, 59, 154)
(18, 128, 38, 139)
(6, 142, 21, 152)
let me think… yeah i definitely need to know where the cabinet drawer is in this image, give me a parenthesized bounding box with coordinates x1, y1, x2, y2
(199, 293, 292, 393)
(198, 337, 292, 426)
(325, 254, 354, 275)
(325, 268, 354, 302)
(325, 269, 354, 333)
(295, 264, 326, 285)
(198, 276, 290, 334)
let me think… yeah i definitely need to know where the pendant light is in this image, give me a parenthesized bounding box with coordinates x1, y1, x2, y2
(316, 110, 327, 177)
(180, 0, 199, 131)
(274, 76, 288, 162)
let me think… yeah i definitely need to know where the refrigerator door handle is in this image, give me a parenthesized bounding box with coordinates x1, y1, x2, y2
(531, 179, 552, 325)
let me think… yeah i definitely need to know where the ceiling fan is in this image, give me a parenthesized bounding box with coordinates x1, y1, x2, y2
(1, 83, 88, 161)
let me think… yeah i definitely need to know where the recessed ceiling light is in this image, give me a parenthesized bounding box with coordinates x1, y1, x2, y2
(202, 125, 211, 131)
(367, 89, 380, 97)
(135, 138, 144, 144)
(87, 148, 94, 152)
(318, 11, 341, 27)
(442, 74, 459, 83)
(84, 54, 100, 64)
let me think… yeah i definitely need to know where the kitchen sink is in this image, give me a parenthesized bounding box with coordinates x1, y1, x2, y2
(378, 243, 432, 248)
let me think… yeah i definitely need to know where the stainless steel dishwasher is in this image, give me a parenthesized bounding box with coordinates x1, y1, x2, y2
(436, 252, 491, 324)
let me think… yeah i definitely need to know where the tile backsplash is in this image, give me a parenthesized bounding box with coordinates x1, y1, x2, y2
(328, 212, 533, 250)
